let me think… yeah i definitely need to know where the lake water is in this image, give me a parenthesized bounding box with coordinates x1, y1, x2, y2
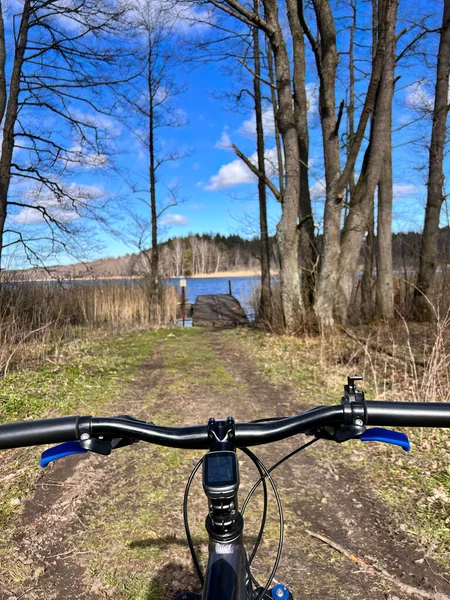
(165, 275, 261, 323)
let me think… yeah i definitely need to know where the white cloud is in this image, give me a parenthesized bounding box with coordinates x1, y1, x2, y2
(205, 158, 255, 190)
(239, 108, 275, 138)
(306, 83, 319, 114)
(393, 183, 419, 198)
(205, 147, 278, 191)
(310, 178, 326, 200)
(71, 110, 121, 139)
(189, 203, 206, 210)
(10, 182, 104, 225)
(160, 213, 189, 226)
(405, 82, 433, 113)
(307, 181, 419, 204)
(215, 130, 232, 150)
(126, 0, 213, 34)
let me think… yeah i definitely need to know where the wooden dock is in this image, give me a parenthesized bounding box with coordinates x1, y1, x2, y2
(192, 294, 249, 327)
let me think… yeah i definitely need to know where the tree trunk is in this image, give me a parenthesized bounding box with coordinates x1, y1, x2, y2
(336, 0, 397, 324)
(414, 0, 450, 319)
(148, 40, 158, 299)
(361, 199, 374, 322)
(376, 117, 394, 319)
(301, 0, 386, 327)
(286, 0, 316, 310)
(263, 0, 302, 331)
(252, 7, 272, 323)
(346, 0, 356, 202)
(0, 0, 31, 270)
(267, 44, 284, 197)
(307, 0, 341, 327)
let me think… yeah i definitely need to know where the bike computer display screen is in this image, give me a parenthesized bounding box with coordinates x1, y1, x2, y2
(203, 451, 239, 497)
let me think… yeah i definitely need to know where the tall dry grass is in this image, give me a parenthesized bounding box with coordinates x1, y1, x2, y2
(0, 278, 178, 374)
(251, 276, 450, 406)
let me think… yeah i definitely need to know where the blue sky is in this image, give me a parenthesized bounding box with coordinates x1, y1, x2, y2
(91, 59, 284, 259)
(3, 0, 447, 266)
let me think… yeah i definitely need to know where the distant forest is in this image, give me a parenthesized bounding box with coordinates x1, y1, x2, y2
(16, 230, 450, 281)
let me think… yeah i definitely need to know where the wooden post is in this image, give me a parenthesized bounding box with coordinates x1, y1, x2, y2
(180, 277, 187, 327)
(181, 287, 185, 327)
(228, 279, 232, 295)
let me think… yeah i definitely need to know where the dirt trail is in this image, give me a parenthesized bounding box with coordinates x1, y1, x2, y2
(1, 328, 450, 600)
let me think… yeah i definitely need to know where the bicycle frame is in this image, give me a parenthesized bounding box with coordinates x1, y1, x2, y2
(202, 518, 247, 600)
(178, 445, 248, 600)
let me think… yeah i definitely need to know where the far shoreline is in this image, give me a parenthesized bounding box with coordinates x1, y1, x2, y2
(6, 270, 280, 283)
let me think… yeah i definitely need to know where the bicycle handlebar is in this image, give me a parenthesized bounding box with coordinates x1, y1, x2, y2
(1, 401, 450, 451)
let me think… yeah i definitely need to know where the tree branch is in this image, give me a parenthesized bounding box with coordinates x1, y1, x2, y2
(232, 144, 280, 201)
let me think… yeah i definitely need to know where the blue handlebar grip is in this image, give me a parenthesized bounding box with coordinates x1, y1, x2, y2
(360, 427, 410, 452)
(40, 441, 88, 468)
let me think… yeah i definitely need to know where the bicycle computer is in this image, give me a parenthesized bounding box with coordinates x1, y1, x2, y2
(203, 450, 239, 500)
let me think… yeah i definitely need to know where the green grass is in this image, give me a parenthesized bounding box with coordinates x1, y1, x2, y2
(71, 329, 229, 598)
(0, 329, 169, 535)
(159, 329, 238, 394)
(229, 328, 450, 564)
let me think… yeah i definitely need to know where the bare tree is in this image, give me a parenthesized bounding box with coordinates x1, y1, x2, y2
(376, 113, 394, 320)
(0, 0, 128, 270)
(336, 0, 398, 324)
(414, 0, 450, 319)
(253, 6, 272, 321)
(172, 237, 184, 276)
(266, 44, 284, 197)
(301, 0, 386, 326)
(286, 0, 316, 310)
(189, 235, 200, 274)
(120, 0, 187, 298)
(203, 0, 304, 331)
(198, 238, 209, 273)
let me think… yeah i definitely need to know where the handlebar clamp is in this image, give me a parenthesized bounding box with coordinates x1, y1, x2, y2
(207, 416, 236, 451)
(335, 376, 366, 442)
(342, 376, 365, 424)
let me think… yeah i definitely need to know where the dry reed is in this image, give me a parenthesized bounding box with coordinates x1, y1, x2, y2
(0, 278, 179, 374)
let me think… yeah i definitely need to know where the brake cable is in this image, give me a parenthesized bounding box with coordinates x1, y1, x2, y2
(183, 436, 321, 597)
(241, 448, 283, 600)
(242, 449, 268, 565)
(242, 437, 320, 514)
(183, 457, 205, 586)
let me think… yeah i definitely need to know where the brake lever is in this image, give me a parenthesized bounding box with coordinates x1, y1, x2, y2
(40, 435, 139, 468)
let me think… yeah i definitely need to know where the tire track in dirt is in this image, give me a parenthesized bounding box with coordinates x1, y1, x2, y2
(1, 328, 449, 600)
(206, 330, 450, 600)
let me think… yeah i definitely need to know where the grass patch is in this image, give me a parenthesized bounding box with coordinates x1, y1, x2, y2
(159, 329, 238, 394)
(0, 329, 168, 538)
(228, 328, 450, 564)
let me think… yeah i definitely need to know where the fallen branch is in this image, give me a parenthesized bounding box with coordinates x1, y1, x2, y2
(306, 530, 450, 600)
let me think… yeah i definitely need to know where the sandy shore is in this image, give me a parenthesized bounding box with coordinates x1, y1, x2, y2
(188, 270, 263, 279)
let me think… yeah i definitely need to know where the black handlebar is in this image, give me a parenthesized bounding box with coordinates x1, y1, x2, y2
(0, 416, 80, 450)
(366, 401, 450, 427)
(1, 401, 450, 451)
